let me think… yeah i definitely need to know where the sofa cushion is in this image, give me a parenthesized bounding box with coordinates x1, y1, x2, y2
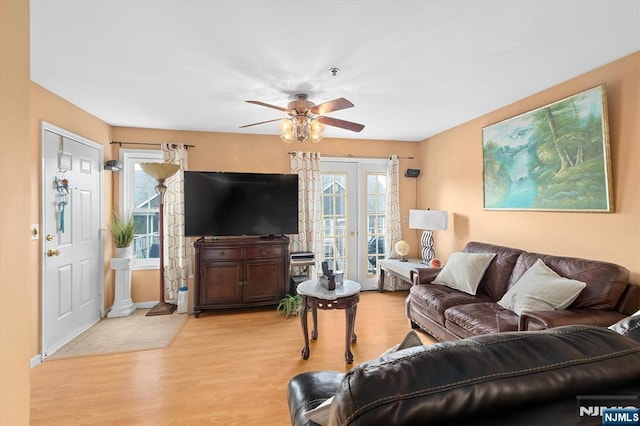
(432, 252, 496, 295)
(509, 252, 629, 310)
(329, 326, 640, 425)
(409, 283, 493, 326)
(444, 302, 518, 338)
(463, 242, 524, 301)
(498, 259, 586, 315)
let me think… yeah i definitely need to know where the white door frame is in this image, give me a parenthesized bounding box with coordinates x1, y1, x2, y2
(321, 157, 387, 289)
(40, 121, 105, 361)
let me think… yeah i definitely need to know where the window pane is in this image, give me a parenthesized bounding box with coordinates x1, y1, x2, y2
(366, 172, 386, 274)
(121, 149, 162, 269)
(322, 172, 348, 275)
(132, 164, 160, 259)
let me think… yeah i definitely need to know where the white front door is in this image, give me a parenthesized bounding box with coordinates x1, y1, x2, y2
(321, 159, 387, 290)
(42, 124, 103, 358)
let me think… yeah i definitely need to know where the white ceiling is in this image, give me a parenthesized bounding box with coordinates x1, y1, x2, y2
(30, 1, 640, 142)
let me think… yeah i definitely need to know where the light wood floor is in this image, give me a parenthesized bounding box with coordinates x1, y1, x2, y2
(31, 291, 435, 425)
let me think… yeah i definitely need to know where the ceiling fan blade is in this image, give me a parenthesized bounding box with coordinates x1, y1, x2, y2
(239, 118, 283, 128)
(246, 100, 290, 112)
(317, 116, 365, 132)
(310, 98, 354, 115)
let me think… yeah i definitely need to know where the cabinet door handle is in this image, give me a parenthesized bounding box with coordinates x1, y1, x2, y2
(220, 251, 226, 256)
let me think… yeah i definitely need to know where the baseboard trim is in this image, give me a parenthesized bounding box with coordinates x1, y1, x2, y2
(135, 301, 158, 309)
(30, 354, 42, 369)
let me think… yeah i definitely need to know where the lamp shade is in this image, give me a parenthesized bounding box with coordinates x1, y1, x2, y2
(140, 162, 180, 180)
(409, 209, 448, 231)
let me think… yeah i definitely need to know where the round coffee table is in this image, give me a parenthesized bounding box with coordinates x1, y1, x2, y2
(297, 278, 361, 364)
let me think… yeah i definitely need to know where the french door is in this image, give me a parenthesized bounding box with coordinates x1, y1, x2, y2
(320, 159, 387, 290)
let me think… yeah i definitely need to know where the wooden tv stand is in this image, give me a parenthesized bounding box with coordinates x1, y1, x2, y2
(193, 236, 290, 317)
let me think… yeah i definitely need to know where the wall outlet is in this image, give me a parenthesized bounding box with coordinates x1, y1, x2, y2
(31, 224, 39, 240)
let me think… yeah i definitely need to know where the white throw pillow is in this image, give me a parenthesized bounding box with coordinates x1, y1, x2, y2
(303, 396, 334, 425)
(380, 330, 423, 355)
(303, 331, 423, 425)
(431, 252, 496, 295)
(498, 258, 586, 315)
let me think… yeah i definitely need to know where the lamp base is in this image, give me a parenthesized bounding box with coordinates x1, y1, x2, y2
(421, 230, 435, 264)
(146, 302, 177, 316)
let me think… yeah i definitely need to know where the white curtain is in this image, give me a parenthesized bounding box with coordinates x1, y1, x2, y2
(383, 154, 409, 291)
(290, 152, 322, 273)
(162, 143, 189, 301)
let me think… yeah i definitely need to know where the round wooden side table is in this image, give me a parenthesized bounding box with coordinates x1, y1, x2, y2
(296, 279, 361, 364)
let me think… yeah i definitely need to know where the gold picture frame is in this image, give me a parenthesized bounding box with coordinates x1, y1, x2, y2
(482, 85, 613, 212)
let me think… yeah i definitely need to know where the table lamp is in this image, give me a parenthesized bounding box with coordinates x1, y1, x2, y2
(140, 162, 180, 316)
(408, 209, 448, 264)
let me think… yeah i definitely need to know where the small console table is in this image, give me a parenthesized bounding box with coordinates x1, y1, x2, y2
(377, 258, 426, 291)
(297, 279, 361, 364)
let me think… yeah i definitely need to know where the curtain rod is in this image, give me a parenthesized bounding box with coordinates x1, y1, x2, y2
(110, 141, 195, 149)
(288, 152, 413, 160)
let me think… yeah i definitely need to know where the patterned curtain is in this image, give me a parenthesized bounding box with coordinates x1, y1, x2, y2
(162, 144, 189, 301)
(383, 154, 409, 290)
(290, 152, 322, 272)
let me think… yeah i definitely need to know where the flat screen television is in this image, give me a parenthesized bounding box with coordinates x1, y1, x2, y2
(184, 171, 299, 237)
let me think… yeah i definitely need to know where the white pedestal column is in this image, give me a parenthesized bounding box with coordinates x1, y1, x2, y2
(108, 256, 136, 318)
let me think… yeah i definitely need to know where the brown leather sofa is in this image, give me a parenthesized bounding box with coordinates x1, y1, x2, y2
(406, 241, 639, 341)
(287, 323, 640, 425)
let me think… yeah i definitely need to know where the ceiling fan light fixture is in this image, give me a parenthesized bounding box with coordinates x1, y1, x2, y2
(279, 116, 324, 144)
(310, 119, 324, 143)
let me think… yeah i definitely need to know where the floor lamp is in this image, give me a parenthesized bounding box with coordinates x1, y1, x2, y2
(140, 162, 180, 316)
(409, 209, 448, 264)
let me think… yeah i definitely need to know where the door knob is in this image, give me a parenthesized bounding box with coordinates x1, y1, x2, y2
(47, 249, 60, 257)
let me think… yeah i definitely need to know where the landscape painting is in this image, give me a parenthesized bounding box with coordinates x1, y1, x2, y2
(482, 85, 612, 212)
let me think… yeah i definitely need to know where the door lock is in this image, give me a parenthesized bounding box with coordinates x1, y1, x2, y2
(47, 249, 60, 257)
(46, 234, 54, 242)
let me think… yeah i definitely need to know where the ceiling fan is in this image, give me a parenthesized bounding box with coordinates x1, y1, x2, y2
(240, 93, 365, 143)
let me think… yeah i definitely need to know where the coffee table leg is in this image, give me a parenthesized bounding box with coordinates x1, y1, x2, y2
(345, 304, 357, 364)
(300, 296, 310, 360)
(351, 304, 358, 343)
(311, 306, 318, 339)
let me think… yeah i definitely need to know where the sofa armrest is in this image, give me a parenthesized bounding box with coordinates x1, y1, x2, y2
(411, 268, 441, 285)
(288, 371, 344, 426)
(519, 309, 626, 331)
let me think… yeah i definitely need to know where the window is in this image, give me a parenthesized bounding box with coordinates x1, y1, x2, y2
(119, 149, 162, 269)
(366, 172, 387, 274)
(322, 173, 348, 273)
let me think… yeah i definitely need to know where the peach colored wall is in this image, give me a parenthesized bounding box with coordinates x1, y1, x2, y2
(30, 83, 114, 357)
(0, 0, 32, 422)
(111, 127, 421, 298)
(419, 52, 640, 283)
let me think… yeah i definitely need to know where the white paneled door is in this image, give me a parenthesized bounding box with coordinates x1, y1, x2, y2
(42, 125, 103, 359)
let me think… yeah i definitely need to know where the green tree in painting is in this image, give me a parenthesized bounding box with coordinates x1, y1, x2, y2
(482, 140, 511, 206)
(525, 90, 608, 209)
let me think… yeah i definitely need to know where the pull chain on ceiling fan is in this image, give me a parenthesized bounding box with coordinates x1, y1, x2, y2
(240, 93, 365, 143)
